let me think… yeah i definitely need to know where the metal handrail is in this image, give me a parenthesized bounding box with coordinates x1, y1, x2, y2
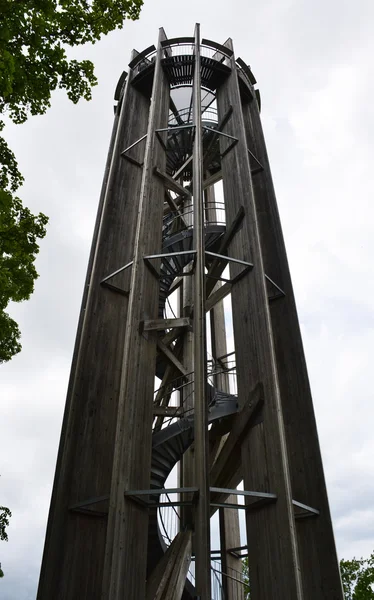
(162, 202, 226, 238)
(153, 366, 237, 404)
(211, 566, 244, 586)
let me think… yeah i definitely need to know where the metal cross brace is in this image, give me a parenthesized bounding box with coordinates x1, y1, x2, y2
(120, 133, 147, 167)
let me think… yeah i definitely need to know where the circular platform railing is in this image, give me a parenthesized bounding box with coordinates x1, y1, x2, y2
(168, 105, 219, 127)
(162, 200, 226, 239)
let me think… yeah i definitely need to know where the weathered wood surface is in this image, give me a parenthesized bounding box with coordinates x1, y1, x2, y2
(192, 23, 211, 600)
(206, 182, 244, 599)
(102, 28, 170, 600)
(243, 86, 343, 599)
(37, 51, 149, 600)
(210, 384, 263, 493)
(206, 281, 232, 312)
(155, 166, 192, 197)
(157, 338, 189, 377)
(217, 39, 304, 599)
(144, 317, 191, 331)
(180, 263, 195, 530)
(145, 530, 192, 600)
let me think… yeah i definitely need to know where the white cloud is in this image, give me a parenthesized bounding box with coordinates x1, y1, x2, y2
(1, 2, 374, 597)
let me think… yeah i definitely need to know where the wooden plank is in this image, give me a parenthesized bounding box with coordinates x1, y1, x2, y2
(157, 339, 189, 377)
(242, 75, 343, 599)
(192, 23, 211, 600)
(37, 49, 149, 600)
(203, 170, 222, 189)
(146, 531, 192, 600)
(154, 166, 191, 197)
(161, 326, 185, 347)
(206, 182, 244, 600)
(146, 531, 184, 600)
(143, 317, 191, 331)
(153, 342, 183, 432)
(163, 530, 192, 600)
(205, 205, 245, 297)
(172, 155, 193, 180)
(206, 282, 232, 312)
(164, 190, 189, 229)
(152, 406, 183, 417)
(167, 275, 183, 296)
(217, 41, 304, 599)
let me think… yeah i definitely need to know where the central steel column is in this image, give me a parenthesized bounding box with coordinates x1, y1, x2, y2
(192, 24, 211, 599)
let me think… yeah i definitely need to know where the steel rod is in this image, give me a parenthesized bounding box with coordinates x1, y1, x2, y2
(192, 23, 211, 600)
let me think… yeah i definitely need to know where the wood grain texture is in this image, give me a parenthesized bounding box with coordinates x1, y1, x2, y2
(216, 41, 304, 600)
(242, 88, 343, 599)
(102, 28, 170, 600)
(37, 51, 149, 600)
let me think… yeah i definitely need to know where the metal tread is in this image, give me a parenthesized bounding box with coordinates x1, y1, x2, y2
(147, 387, 238, 581)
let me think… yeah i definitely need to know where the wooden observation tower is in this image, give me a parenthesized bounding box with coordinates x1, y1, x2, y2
(37, 25, 344, 600)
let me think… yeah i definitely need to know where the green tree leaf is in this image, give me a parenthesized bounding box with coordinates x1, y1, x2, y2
(0, 0, 143, 362)
(0, 506, 11, 542)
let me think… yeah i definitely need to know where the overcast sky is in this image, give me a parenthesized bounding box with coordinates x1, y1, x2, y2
(1, 1, 374, 598)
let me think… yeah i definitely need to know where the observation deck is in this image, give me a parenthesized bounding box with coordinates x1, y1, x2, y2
(115, 37, 258, 104)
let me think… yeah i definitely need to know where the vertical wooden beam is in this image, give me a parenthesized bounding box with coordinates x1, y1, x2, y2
(192, 22, 211, 600)
(216, 40, 304, 599)
(206, 184, 243, 600)
(146, 530, 192, 600)
(37, 52, 149, 600)
(181, 264, 195, 527)
(242, 91, 344, 599)
(102, 28, 170, 600)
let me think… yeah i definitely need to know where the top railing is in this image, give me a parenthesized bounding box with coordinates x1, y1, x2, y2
(128, 37, 257, 107)
(129, 37, 235, 78)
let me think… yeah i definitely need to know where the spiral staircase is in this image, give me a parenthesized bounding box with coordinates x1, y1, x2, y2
(142, 100, 245, 597)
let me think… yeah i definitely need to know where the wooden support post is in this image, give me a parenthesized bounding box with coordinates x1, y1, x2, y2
(155, 166, 192, 197)
(242, 86, 343, 599)
(37, 52, 150, 600)
(205, 182, 244, 600)
(216, 39, 304, 599)
(180, 263, 195, 529)
(206, 282, 232, 312)
(102, 28, 170, 600)
(157, 339, 189, 377)
(205, 205, 245, 297)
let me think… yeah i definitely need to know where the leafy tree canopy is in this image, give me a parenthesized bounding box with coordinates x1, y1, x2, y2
(0, 0, 143, 362)
(242, 553, 374, 600)
(242, 557, 250, 599)
(341, 553, 374, 600)
(0, 506, 11, 542)
(0, 505, 12, 577)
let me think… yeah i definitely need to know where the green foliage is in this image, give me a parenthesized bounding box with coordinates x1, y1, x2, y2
(0, 0, 143, 361)
(0, 0, 143, 124)
(0, 190, 48, 362)
(0, 506, 11, 542)
(340, 554, 374, 600)
(242, 553, 374, 600)
(242, 557, 250, 599)
(0, 506, 12, 578)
